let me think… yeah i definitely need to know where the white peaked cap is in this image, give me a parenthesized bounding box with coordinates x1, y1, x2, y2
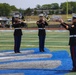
(72, 13, 76, 18)
(14, 15, 20, 18)
(39, 14, 44, 17)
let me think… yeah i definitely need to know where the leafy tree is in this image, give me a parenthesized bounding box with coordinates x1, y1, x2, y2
(0, 3, 11, 16)
(60, 2, 76, 14)
(11, 5, 17, 11)
(36, 4, 41, 9)
(34, 10, 37, 15)
(42, 4, 51, 9)
(24, 8, 33, 16)
(51, 3, 59, 9)
(18, 8, 24, 15)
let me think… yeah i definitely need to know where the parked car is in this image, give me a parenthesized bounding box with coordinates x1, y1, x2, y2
(67, 18, 72, 22)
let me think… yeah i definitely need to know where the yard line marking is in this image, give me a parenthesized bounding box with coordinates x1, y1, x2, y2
(0, 73, 24, 75)
(0, 57, 14, 60)
(0, 30, 68, 32)
(0, 54, 52, 62)
(0, 50, 34, 56)
(0, 60, 61, 69)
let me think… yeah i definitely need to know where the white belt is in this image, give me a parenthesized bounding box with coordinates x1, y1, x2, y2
(15, 28, 21, 29)
(70, 35, 76, 37)
(38, 28, 45, 30)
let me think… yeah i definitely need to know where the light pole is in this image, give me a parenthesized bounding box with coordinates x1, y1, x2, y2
(66, 0, 68, 18)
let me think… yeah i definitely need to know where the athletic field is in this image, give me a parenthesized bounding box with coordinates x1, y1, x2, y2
(0, 30, 76, 75)
(0, 30, 69, 52)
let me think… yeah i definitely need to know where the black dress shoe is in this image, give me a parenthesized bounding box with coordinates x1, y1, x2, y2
(40, 50, 45, 52)
(15, 52, 21, 53)
(70, 68, 76, 72)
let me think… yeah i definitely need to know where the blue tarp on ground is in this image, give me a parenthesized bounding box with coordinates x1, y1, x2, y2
(0, 48, 72, 75)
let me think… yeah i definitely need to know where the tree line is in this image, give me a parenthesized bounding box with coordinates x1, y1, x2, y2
(0, 2, 76, 16)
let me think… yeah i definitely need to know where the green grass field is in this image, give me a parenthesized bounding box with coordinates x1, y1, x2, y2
(0, 30, 69, 52)
(0, 30, 76, 75)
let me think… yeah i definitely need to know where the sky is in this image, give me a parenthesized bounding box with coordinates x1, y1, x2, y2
(0, 0, 76, 9)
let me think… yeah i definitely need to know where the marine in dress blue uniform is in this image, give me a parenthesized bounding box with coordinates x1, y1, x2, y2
(36, 14, 48, 52)
(12, 15, 25, 53)
(58, 14, 76, 72)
